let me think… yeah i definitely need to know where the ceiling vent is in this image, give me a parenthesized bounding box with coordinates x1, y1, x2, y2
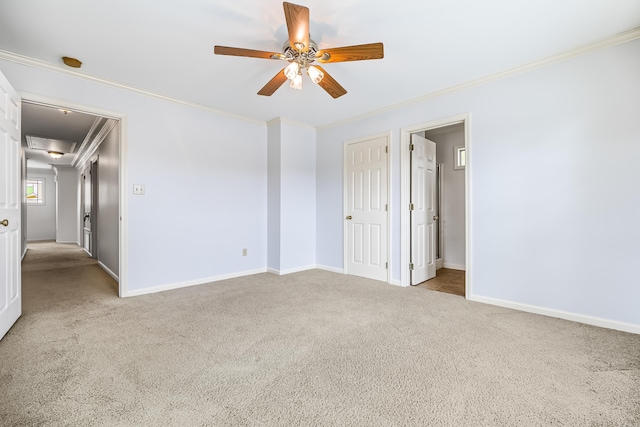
(25, 135, 78, 154)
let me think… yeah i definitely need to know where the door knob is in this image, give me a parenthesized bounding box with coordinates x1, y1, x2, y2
(1, 219, 8, 227)
(433, 216, 439, 221)
(346, 215, 353, 220)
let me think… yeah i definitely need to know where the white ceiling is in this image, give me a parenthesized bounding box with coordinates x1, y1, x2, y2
(1, 0, 639, 127)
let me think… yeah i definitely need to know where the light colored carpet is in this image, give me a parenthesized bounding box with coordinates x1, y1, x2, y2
(1, 242, 638, 426)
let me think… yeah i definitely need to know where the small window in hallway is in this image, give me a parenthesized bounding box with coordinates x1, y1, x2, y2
(26, 179, 44, 204)
(454, 145, 465, 170)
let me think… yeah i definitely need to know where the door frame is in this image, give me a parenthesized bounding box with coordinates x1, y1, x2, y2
(343, 131, 392, 283)
(20, 92, 128, 298)
(400, 113, 471, 295)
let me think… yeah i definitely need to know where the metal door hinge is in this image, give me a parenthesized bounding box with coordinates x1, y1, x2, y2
(410, 203, 414, 210)
(409, 263, 414, 270)
(385, 262, 388, 269)
(385, 146, 388, 153)
(385, 204, 388, 211)
(410, 144, 414, 151)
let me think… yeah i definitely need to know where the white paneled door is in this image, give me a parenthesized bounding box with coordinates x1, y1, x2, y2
(345, 135, 388, 282)
(410, 134, 436, 285)
(0, 70, 21, 340)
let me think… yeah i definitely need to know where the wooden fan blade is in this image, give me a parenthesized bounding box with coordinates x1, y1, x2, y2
(316, 43, 384, 63)
(283, 2, 310, 52)
(258, 69, 288, 96)
(214, 46, 284, 60)
(314, 66, 347, 99)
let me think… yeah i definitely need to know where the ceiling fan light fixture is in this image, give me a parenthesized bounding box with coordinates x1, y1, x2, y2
(284, 62, 299, 80)
(307, 65, 324, 84)
(48, 151, 64, 159)
(290, 73, 303, 90)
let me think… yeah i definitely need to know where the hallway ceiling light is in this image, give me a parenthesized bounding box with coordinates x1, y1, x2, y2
(48, 151, 64, 159)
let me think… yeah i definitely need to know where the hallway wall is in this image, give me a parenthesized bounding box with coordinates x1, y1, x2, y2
(97, 123, 119, 278)
(26, 169, 55, 241)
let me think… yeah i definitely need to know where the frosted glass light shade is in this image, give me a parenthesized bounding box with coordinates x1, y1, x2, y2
(284, 62, 299, 80)
(48, 151, 64, 159)
(290, 74, 303, 90)
(307, 66, 324, 84)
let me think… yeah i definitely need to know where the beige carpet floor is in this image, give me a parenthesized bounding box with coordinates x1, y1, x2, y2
(1, 242, 639, 426)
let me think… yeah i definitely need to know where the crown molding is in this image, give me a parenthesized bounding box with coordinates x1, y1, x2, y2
(0, 49, 266, 127)
(318, 27, 640, 131)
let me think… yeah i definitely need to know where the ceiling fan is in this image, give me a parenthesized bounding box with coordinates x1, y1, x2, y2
(214, 2, 384, 98)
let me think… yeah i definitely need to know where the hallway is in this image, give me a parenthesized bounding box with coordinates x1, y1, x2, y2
(22, 241, 118, 313)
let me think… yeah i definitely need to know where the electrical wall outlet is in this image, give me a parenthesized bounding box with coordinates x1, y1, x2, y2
(133, 184, 145, 195)
(242, 248, 247, 256)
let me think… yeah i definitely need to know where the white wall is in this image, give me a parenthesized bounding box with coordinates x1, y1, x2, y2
(98, 124, 119, 276)
(427, 128, 465, 269)
(267, 119, 316, 273)
(55, 166, 79, 244)
(267, 121, 281, 271)
(0, 58, 268, 293)
(279, 121, 316, 272)
(26, 169, 55, 241)
(317, 39, 640, 328)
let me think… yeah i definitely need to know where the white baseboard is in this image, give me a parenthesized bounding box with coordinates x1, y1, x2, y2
(98, 261, 119, 283)
(21, 246, 27, 261)
(389, 278, 404, 287)
(315, 264, 344, 274)
(124, 267, 268, 297)
(468, 294, 640, 334)
(443, 263, 466, 271)
(56, 240, 80, 244)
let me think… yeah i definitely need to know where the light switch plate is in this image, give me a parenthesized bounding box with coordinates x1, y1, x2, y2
(133, 184, 145, 195)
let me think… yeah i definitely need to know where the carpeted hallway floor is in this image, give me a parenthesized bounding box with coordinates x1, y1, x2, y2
(1, 242, 639, 426)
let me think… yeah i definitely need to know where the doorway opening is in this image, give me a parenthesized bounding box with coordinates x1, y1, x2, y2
(21, 95, 127, 297)
(400, 114, 470, 297)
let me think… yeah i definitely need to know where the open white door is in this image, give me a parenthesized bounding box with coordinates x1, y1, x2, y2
(0, 70, 22, 340)
(410, 134, 436, 285)
(345, 135, 388, 282)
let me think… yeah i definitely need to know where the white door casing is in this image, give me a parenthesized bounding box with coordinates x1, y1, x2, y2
(410, 134, 436, 285)
(0, 70, 21, 340)
(345, 134, 389, 282)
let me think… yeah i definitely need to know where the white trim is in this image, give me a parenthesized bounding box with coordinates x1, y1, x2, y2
(400, 114, 471, 295)
(98, 261, 119, 282)
(318, 28, 640, 131)
(73, 118, 118, 171)
(71, 116, 102, 167)
(124, 268, 268, 297)
(0, 50, 265, 126)
(267, 264, 317, 276)
(21, 247, 27, 261)
(315, 264, 344, 274)
(55, 240, 78, 244)
(468, 294, 640, 335)
(443, 263, 466, 271)
(343, 131, 392, 284)
(389, 279, 403, 287)
(20, 92, 129, 299)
